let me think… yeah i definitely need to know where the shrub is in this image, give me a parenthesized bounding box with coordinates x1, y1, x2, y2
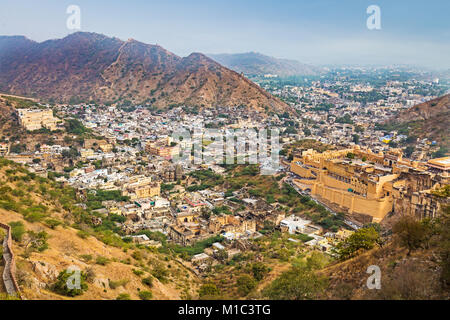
(393, 216, 432, 255)
(335, 227, 380, 260)
(132, 269, 145, 277)
(24, 211, 46, 223)
(251, 262, 269, 281)
(151, 264, 169, 283)
(263, 266, 327, 300)
(116, 293, 131, 300)
(198, 283, 221, 299)
(24, 230, 49, 254)
(139, 290, 153, 300)
(95, 256, 110, 266)
(8, 221, 26, 242)
(142, 276, 153, 287)
(53, 269, 88, 297)
(132, 250, 143, 261)
(80, 254, 93, 262)
(236, 275, 257, 296)
(109, 279, 129, 289)
(76, 230, 90, 239)
(45, 219, 62, 229)
(0, 200, 19, 212)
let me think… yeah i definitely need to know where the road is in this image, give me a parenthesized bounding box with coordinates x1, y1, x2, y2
(284, 175, 361, 230)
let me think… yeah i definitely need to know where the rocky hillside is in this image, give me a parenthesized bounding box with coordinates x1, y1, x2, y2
(0, 96, 18, 136)
(321, 209, 450, 300)
(0, 32, 289, 113)
(0, 159, 200, 300)
(396, 94, 450, 124)
(383, 94, 449, 147)
(208, 52, 322, 77)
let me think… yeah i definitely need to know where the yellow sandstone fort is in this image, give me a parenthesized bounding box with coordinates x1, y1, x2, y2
(290, 146, 449, 223)
(18, 108, 59, 131)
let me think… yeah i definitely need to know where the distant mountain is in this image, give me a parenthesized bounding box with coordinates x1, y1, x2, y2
(207, 52, 322, 77)
(0, 32, 289, 113)
(384, 94, 449, 148)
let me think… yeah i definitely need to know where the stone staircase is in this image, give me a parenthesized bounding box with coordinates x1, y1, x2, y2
(0, 223, 20, 298)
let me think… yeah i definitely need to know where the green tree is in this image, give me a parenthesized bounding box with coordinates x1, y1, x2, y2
(336, 227, 379, 259)
(8, 221, 26, 242)
(53, 269, 88, 297)
(24, 230, 49, 256)
(198, 283, 221, 299)
(393, 216, 431, 255)
(263, 266, 327, 300)
(306, 252, 329, 270)
(404, 146, 415, 157)
(236, 275, 257, 296)
(251, 262, 269, 281)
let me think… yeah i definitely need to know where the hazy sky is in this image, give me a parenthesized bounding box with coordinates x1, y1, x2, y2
(1, 0, 449, 69)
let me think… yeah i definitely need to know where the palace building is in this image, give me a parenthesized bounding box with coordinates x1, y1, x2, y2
(18, 109, 59, 131)
(291, 146, 449, 223)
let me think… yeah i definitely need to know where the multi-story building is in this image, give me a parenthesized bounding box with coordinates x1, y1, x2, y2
(124, 175, 161, 200)
(145, 138, 179, 159)
(18, 109, 59, 131)
(84, 139, 114, 153)
(290, 146, 449, 223)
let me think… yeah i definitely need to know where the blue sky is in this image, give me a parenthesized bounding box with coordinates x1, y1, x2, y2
(0, 0, 449, 68)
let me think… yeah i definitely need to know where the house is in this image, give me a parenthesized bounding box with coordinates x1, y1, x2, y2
(0, 143, 9, 156)
(168, 225, 195, 246)
(191, 253, 212, 266)
(130, 234, 151, 244)
(280, 215, 312, 234)
(212, 242, 225, 251)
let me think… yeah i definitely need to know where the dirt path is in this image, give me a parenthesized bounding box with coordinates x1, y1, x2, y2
(0, 93, 37, 102)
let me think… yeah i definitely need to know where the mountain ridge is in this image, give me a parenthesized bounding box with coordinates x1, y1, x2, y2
(208, 52, 322, 77)
(0, 32, 290, 113)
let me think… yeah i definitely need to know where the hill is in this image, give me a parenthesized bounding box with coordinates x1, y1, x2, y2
(321, 219, 450, 300)
(0, 158, 200, 300)
(380, 94, 450, 152)
(208, 52, 322, 77)
(0, 33, 290, 113)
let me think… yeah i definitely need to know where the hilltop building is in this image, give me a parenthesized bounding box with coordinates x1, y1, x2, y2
(18, 109, 59, 131)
